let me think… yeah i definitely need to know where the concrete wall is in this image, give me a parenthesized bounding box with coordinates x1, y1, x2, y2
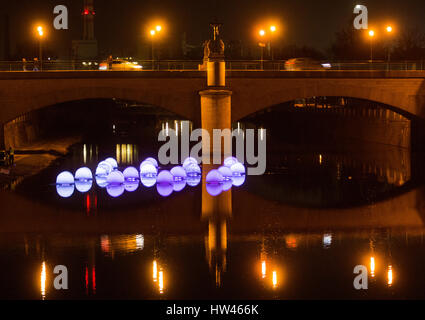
(3, 113, 39, 149)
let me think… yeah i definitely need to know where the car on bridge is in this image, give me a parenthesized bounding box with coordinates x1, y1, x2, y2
(99, 59, 143, 71)
(284, 58, 330, 71)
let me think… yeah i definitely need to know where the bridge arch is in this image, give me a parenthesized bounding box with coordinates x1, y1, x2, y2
(229, 74, 425, 121)
(0, 72, 205, 125)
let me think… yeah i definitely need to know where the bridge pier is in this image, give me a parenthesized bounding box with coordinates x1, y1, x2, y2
(199, 89, 232, 163)
(199, 23, 232, 164)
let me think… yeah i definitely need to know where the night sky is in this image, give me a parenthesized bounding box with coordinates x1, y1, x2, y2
(1, 0, 425, 58)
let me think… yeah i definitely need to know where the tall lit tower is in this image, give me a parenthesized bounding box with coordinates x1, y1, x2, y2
(72, 0, 98, 60)
(82, 0, 95, 40)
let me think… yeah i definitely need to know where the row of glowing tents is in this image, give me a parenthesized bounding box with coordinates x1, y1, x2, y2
(55, 156, 246, 198)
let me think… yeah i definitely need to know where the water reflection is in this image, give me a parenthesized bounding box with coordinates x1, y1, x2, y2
(116, 144, 137, 165)
(1, 196, 425, 299)
(388, 265, 393, 287)
(40, 262, 46, 300)
(370, 257, 376, 278)
(3, 137, 425, 299)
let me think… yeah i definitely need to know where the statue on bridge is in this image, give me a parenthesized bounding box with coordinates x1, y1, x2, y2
(199, 22, 225, 71)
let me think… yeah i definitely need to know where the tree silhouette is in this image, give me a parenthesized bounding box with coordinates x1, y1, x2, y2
(392, 27, 425, 60)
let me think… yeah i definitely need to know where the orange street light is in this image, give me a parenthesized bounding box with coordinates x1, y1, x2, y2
(269, 25, 277, 60)
(37, 26, 44, 37)
(149, 25, 162, 69)
(35, 25, 45, 71)
(258, 30, 266, 69)
(385, 25, 394, 65)
(368, 29, 375, 62)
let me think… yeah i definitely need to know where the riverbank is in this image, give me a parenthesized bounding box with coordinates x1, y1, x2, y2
(0, 136, 81, 190)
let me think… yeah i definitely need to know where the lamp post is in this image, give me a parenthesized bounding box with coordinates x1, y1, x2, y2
(36, 26, 44, 71)
(149, 25, 162, 70)
(386, 25, 393, 69)
(150, 29, 156, 70)
(368, 29, 375, 63)
(259, 29, 266, 70)
(269, 25, 276, 60)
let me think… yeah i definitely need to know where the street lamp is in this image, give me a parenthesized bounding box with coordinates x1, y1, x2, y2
(36, 25, 44, 71)
(385, 25, 393, 67)
(149, 25, 162, 70)
(258, 29, 266, 70)
(368, 29, 375, 62)
(269, 25, 276, 60)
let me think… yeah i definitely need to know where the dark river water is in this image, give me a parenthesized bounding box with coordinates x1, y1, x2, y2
(2, 114, 425, 300)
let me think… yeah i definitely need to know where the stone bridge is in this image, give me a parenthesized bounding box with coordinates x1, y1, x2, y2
(1, 70, 425, 146)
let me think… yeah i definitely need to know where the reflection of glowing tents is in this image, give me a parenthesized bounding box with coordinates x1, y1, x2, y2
(56, 185, 75, 198)
(107, 184, 125, 198)
(75, 180, 92, 193)
(141, 176, 156, 187)
(206, 183, 223, 196)
(232, 175, 246, 187)
(187, 175, 201, 187)
(124, 181, 139, 192)
(157, 183, 173, 197)
(156, 170, 174, 197)
(222, 179, 233, 191)
(173, 180, 186, 192)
